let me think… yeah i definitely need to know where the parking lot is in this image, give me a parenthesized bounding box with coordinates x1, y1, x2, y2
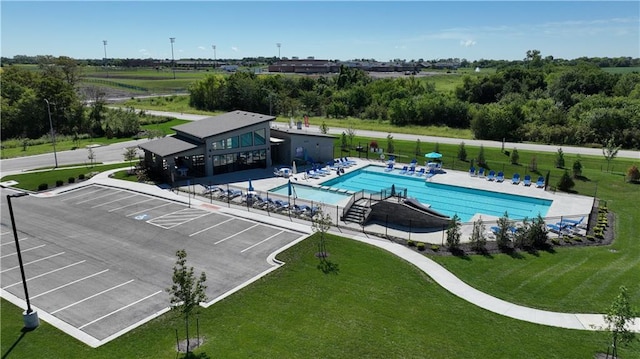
(0, 184, 306, 347)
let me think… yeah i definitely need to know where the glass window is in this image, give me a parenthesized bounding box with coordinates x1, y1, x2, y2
(240, 132, 253, 147)
(225, 136, 239, 149)
(212, 140, 224, 150)
(254, 128, 266, 145)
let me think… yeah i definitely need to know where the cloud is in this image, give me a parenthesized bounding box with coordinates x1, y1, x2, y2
(460, 39, 477, 47)
(231, 46, 239, 52)
(198, 46, 206, 51)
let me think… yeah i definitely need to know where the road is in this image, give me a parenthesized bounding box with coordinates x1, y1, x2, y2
(1, 110, 637, 174)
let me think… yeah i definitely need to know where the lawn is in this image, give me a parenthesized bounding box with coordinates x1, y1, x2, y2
(0, 163, 130, 191)
(3, 234, 636, 359)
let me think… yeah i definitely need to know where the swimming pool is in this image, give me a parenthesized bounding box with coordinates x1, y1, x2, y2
(321, 165, 552, 222)
(269, 182, 352, 205)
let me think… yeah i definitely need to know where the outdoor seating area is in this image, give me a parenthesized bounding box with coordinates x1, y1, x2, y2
(469, 168, 545, 189)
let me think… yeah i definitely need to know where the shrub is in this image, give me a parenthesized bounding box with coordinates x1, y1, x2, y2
(37, 183, 48, 191)
(563, 236, 572, 243)
(572, 159, 583, 178)
(510, 148, 519, 165)
(407, 240, 416, 247)
(557, 170, 575, 192)
(551, 238, 560, 245)
(56, 180, 64, 187)
(587, 235, 595, 241)
(457, 142, 467, 161)
(79, 173, 86, 180)
(416, 242, 425, 251)
(430, 244, 440, 252)
(574, 237, 583, 242)
(68, 177, 75, 184)
(555, 148, 565, 168)
(627, 165, 640, 182)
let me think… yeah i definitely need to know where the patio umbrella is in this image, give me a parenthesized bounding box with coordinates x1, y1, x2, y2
(292, 161, 297, 175)
(424, 152, 443, 159)
(288, 179, 293, 197)
(248, 179, 254, 192)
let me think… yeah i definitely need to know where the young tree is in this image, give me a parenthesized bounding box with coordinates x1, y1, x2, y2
(469, 217, 486, 252)
(604, 286, 637, 358)
(319, 121, 329, 134)
(457, 141, 467, 161)
(513, 218, 530, 249)
(572, 158, 583, 178)
(557, 170, 575, 192)
(123, 147, 138, 173)
(555, 148, 565, 168)
(386, 134, 395, 155)
(87, 147, 96, 168)
(167, 249, 208, 355)
(340, 132, 348, 150)
(347, 124, 356, 147)
(510, 148, 519, 165)
(603, 136, 621, 172)
(477, 145, 486, 168)
(434, 142, 440, 153)
(414, 138, 422, 158)
(496, 212, 512, 251)
(530, 215, 549, 248)
(311, 206, 333, 259)
(446, 214, 461, 251)
(529, 155, 538, 172)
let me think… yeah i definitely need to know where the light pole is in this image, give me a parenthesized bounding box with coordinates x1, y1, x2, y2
(44, 99, 58, 168)
(170, 37, 176, 79)
(212, 44, 216, 69)
(276, 43, 281, 59)
(102, 40, 109, 78)
(6, 191, 39, 329)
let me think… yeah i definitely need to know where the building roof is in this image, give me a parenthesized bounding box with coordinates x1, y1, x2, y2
(173, 110, 275, 140)
(138, 136, 199, 157)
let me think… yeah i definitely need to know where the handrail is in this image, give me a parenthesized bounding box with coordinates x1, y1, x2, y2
(342, 189, 364, 219)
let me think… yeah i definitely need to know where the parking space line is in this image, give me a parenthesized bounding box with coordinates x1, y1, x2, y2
(2, 260, 86, 289)
(189, 218, 235, 237)
(75, 190, 123, 204)
(215, 224, 260, 245)
(0, 252, 65, 273)
(1, 244, 46, 259)
(1, 231, 11, 236)
(240, 231, 285, 253)
(60, 188, 105, 202)
(91, 194, 137, 208)
(31, 269, 109, 300)
(78, 290, 163, 330)
(150, 214, 211, 229)
(126, 203, 172, 217)
(51, 279, 135, 314)
(108, 198, 154, 212)
(1, 237, 28, 246)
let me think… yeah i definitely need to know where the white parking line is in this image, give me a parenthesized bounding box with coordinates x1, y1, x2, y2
(30, 269, 109, 300)
(2, 260, 86, 289)
(240, 231, 284, 253)
(215, 224, 260, 245)
(60, 188, 105, 201)
(0, 252, 65, 274)
(51, 279, 135, 314)
(91, 194, 137, 208)
(1, 244, 46, 259)
(108, 198, 154, 212)
(1, 237, 28, 246)
(126, 203, 172, 217)
(1, 231, 11, 236)
(78, 290, 162, 330)
(148, 208, 210, 229)
(189, 218, 235, 237)
(75, 190, 122, 204)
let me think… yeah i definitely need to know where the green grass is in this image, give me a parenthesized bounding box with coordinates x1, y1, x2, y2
(601, 66, 640, 74)
(4, 234, 637, 358)
(1, 163, 129, 191)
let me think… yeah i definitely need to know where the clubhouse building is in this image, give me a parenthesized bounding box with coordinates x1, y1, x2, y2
(138, 110, 335, 182)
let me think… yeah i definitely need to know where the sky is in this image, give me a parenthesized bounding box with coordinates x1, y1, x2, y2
(1, 1, 639, 62)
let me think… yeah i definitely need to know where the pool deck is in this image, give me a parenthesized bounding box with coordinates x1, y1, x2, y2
(179, 157, 594, 245)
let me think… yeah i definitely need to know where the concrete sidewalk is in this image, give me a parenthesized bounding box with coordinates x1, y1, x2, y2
(39, 170, 640, 334)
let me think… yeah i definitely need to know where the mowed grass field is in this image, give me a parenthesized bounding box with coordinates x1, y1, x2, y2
(4, 234, 637, 359)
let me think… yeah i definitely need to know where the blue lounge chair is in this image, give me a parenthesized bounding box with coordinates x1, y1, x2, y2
(560, 216, 585, 228)
(384, 163, 394, 172)
(274, 200, 290, 211)
(253, 196, 269, 208)
(202, 185, 223, 196)
(342, 157, 356, 166)
(536, 176, 545, 188)
(407, 166, 416, 175)
(469, 167, 477, 176)
(496, 171, 505, 182)
(426, 168, 437, 179)
(487, 170, 496, 181)
(547, 224, 573, 236)
(265, 198, 277, 210)
(523, 175, 532, 186)
(306, 170, 320, 179)
(415, 168, 426, 177)
(399, 165, 408, 175)
(478, 168, 485, 178)
(511, 173, 520, 185)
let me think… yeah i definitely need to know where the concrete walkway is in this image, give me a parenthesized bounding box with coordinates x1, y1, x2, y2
(52, 170, 638, 334)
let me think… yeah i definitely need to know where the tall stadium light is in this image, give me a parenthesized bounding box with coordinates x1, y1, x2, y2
(6, 191, 39, 329)
(44, 99, 58, 168)
(170, 37, 176, 79)
(102, 40, 109, 78)
(212, 44, 216, 69)
(276, 43, 281, 59)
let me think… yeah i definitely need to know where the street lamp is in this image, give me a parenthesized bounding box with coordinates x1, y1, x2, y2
(212, 44, 216, 69)
(102, 40, 109, 78)
(169, 37, 176, 79)
(6, 191, 39, 329)
(44, 99, 58, 168)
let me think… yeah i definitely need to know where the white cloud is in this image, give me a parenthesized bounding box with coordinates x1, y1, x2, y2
(460, 39, 477, 47)
(231, 46, 239, 52)
(198, 46, 206, 51)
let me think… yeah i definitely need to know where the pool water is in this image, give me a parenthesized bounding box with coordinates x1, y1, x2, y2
(321, 166, 552, 222)
(269, 182, 352, 205)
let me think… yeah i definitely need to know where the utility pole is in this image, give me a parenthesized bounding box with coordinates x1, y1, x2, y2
(277, 42, 281, 59)
(212, 44, 216, 69)
(102, 40, 109, 78)
(44, 99, 58, 168)
(170, 37, 176, 79)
